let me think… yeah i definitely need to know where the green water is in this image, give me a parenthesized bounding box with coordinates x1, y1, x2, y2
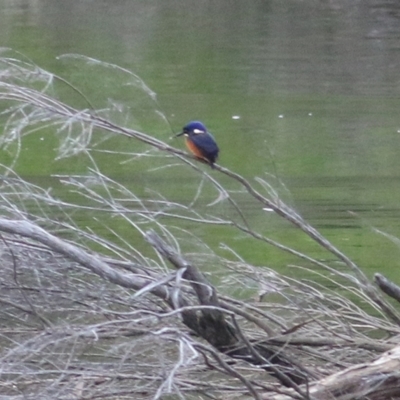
(2, 0, 400, 284)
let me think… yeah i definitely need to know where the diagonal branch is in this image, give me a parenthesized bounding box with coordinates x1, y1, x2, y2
(145, 229, 312, 389)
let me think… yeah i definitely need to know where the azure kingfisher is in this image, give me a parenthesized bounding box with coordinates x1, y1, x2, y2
(176, 121, 219, 168)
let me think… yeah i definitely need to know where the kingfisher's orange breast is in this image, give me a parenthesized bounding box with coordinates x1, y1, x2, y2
(185, 137, 206, 159)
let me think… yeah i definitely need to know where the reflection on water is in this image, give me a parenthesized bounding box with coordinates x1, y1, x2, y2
(2, 0, 400, 278)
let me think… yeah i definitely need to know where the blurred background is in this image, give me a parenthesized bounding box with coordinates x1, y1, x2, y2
(2, 0, 400, 281)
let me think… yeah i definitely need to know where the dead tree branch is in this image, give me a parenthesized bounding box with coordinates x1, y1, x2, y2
(265, 345, 400, 400)
(146, 229, 312, 390)
(375, 273, 400, 304)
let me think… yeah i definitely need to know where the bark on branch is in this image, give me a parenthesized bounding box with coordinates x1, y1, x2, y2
(0, 218, 174, 303)
(266, 345, 400, 400)
(375, 273, 400, 304)
(145, 230, 312, 389)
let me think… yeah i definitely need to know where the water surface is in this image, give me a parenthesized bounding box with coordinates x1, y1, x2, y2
(1, 0, 400, 281)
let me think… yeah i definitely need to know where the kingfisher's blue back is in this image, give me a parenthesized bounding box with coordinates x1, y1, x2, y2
(179, 121, 219, 167)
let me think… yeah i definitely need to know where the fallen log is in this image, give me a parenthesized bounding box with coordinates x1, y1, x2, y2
(266, 345, 400, 400)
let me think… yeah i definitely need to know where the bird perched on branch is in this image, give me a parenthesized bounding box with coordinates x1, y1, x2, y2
(176, 121, 219, 168)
